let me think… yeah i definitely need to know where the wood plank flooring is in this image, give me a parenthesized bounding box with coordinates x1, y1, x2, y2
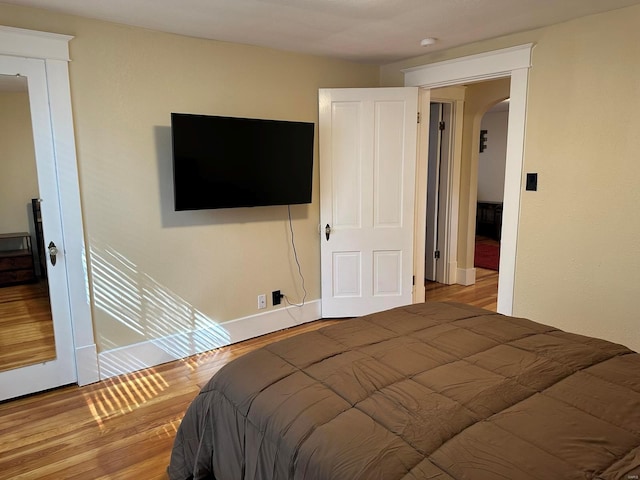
(425, 267, 499, 311)
(0, 274, 497, 479)
(0, 280, 55, 373)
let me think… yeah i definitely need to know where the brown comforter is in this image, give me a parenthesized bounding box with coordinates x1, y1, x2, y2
(168, 302, 640, 480)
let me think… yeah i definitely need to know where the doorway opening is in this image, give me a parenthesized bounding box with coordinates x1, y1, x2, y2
(422, 80, 509, 312)
(423, 93, 506, 310)
(406, 43, 532, 315)
(475, 98, 510, 270)
(423, 95, 503, 310)
(472, 97, 510, 309)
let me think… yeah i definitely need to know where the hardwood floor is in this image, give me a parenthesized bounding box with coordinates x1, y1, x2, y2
(0, 276, 497, 479)
(0, 280, 55, 373)
(426, 267, 499, 311)
(425, 235, 500, 311)
(0, 319, 341, 479)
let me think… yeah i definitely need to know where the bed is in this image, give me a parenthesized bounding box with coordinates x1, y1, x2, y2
(168, 302, 640, 480)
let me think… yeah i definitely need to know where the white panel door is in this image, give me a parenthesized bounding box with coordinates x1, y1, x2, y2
(319, 88, 418, 317)
(0, 55, 77, 401)
(425, 102, 442, 281)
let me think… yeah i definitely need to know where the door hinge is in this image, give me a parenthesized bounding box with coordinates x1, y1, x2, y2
(439, 121, 445, 131)
(412, 275, 415, 286)
(417, 112, 421, 124)
(434, 250, 441, 259)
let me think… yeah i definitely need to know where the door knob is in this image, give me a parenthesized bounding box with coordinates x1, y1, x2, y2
(48, 241, 58, 266)
(325, 224, 331, 241)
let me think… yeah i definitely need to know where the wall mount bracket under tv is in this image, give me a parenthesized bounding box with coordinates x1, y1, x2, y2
(171, 112, 315, 211)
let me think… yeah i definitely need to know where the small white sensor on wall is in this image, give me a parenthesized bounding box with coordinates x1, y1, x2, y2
(420, 38, 438, 47)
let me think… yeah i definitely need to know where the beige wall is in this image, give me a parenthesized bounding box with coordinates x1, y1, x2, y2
(515, 6, 640, 350)
(382, 5, 640, 350)
(0, 4, 379, 352)
(478, 110, 509, 203)
(0, 91, 39, 235)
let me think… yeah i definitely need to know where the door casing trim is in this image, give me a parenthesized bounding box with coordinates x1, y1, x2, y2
(404, 43, 533, 315)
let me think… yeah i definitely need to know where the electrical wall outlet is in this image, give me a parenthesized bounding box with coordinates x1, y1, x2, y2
(272, 290, 283, 306)
(258, 294, 267, 309)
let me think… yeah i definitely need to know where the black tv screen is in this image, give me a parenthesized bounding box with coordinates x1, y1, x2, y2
(171, 113, 314, 210)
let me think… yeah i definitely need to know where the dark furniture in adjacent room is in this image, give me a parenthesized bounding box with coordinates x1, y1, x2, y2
(32, 198, 47, 278)
(0, 232, 36, 287)
(476, 201, 503, 240)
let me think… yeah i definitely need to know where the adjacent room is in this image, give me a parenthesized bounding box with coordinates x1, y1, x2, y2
(1, 0, 640, 478)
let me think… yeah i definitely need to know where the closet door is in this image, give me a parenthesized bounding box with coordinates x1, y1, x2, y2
(0, 55, 76, 401)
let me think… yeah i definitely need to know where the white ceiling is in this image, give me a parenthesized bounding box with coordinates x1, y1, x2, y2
(4, 0, 640, 63)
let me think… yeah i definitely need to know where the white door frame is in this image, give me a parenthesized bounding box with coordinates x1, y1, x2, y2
(0, 26, 98, 385)
(405, 44, 533, 315)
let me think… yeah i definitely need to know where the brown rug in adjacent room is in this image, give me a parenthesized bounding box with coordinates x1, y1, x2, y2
(474, 242, 500, 271)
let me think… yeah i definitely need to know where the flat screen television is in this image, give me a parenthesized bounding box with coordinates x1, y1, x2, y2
(171, 113, 315, 211)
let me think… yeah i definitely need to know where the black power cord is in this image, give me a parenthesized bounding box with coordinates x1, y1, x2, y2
(285, 205, 307, 308)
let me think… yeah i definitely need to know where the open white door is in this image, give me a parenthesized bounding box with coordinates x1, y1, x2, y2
(425, 102, 442, 282)
(0, 55, 77, 401)
(319, 87, 418, 318)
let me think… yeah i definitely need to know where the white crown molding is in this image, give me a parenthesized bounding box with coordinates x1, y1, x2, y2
(0, 25, 73, 61)
(403, 44, 534, 89)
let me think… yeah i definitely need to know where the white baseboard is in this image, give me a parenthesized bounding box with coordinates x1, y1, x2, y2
(98, 299, 321, 380)
(76, 343, 99, 386)
(446, 260, 458, 285)
(457, 267, 476, 286)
